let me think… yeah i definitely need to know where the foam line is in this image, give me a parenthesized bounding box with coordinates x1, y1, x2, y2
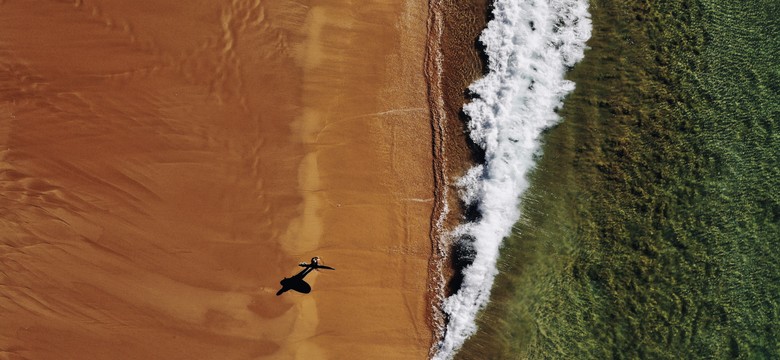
(432, 0, 591, 358)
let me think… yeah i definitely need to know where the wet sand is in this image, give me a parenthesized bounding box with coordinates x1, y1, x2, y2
(1, 1, 434, 358)
(425, 0, 489, 336)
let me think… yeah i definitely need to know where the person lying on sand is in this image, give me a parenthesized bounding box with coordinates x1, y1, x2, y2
(277, 257, 335, 296)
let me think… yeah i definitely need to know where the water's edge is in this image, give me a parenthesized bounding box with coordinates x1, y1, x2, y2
(432, 0, 592, 358)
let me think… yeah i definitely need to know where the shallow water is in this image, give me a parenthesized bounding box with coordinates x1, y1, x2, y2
(457, 0, 779, 358)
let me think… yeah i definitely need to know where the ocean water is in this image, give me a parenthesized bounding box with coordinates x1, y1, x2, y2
(453, 0, 780, 358)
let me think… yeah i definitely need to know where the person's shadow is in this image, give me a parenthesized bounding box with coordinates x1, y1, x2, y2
(276, 263, 335, 296)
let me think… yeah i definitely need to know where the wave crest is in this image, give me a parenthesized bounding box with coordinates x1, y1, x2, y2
(433, 0, 591, 358)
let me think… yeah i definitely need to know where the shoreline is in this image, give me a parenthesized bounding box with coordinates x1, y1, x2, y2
(434, 0, 592, 356)
(425, 0, 491, 352)
(424, 0, 449, 345)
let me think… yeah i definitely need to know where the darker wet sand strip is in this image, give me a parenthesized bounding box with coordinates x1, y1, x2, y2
(425, 0, 491, 343)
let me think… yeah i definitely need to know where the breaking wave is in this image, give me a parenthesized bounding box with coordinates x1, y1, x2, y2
(432, 0, 591, 358)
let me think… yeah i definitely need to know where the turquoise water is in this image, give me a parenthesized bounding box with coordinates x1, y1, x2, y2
(456, 0, 780, 358)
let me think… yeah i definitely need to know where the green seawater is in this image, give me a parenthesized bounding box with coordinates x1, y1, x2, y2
(457, 0, 779, 358)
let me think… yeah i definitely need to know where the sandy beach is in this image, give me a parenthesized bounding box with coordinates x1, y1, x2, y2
(1, 0, 438, 358)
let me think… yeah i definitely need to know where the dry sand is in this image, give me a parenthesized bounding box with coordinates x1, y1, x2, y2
(1, 0, 435, 359)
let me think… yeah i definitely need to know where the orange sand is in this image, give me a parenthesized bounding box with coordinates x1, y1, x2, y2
(1, 1, 434, 359)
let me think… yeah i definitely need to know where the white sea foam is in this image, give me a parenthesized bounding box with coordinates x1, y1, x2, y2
(432, 0, 591, 358)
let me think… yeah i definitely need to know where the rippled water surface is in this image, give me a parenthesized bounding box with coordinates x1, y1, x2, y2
(458, 0, 779, 358)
